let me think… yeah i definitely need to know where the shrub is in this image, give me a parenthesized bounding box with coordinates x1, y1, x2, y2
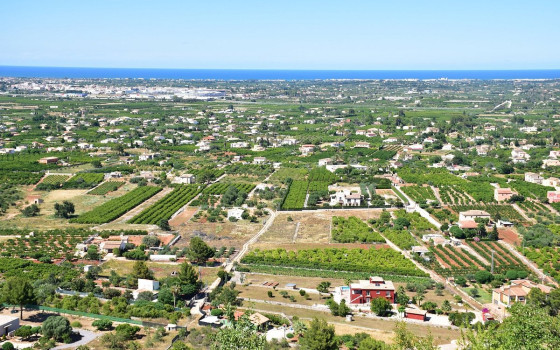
(92, 319, 113, 331)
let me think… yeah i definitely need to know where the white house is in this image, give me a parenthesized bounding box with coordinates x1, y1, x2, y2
(253, 157, 267, 165)
(512, 149, 530, 163)
(173, 174, 196, 184)
(330, 190, 362, 206)
(525, 172, 543, 184)
(227, 208, 244, 220)
(318, 158, 333, 167)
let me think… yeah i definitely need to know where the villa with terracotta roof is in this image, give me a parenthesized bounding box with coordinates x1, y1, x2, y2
(492, 279, 553, 307)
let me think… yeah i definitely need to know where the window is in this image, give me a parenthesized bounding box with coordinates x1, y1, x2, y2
(386, 291, 391, 297)
(353, 289, 361, 294)
(376, 291, 380, 295)
(366, 291, 370, 296)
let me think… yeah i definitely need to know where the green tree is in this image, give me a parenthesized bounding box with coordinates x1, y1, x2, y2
(317, 281, 331, 295)
(178, 262, 199, 285)
(131, 260, 154, 280)
(158, 219, 171, 231)
(441, 300, 452, 314)
(2, 343, 14, 350)
(358, 337, 390, 350)
(299, 318, 338, 350)
(396, 286, 409, 305)
(54, 200, 75, 218)
(42, 316, 72, 342)
(2, 277, 35, 320)
(370, 297, 392, 316)
(211, 316, 266, 350)
(188, 237, 214, 264)
(85, 245, 100, 260)
(21, 204, 40, 217)
(115, 324, 141, 340)
(92, 319, 113, 331)
(459, 303, 560, 350)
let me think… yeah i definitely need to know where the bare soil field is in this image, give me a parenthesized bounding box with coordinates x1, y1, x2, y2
(499, 228, 521, 246)
(259, 210, 384, 245)
(174, 219, 263, 249)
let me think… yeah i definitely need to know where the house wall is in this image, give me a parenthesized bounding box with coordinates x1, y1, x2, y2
(349, 289, 395, 304)
(405, 313, 426, 321)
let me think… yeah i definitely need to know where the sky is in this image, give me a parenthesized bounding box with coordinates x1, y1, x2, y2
(1, 0, 559, 70)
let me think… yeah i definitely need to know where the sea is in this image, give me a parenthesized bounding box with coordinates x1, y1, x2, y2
(1, 66, 560, 80)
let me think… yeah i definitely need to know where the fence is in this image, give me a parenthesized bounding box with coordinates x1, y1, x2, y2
(5, 304, 178, 328)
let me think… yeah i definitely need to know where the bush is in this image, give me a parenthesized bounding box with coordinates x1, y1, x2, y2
(115, 324, 141, 340)
(42, 316, 72, 342)
(210, 309, 224, 317)
(71, 321, 82, 328)
(2, 343, 14, 350)
(92, 319, 113, 331)
(474, 270, 493, 284)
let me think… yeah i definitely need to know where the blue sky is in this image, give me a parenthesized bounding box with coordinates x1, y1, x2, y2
(1, 0, 559, 69)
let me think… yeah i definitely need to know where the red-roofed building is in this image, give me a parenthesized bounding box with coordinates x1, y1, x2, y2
(349, 277, 395, 304)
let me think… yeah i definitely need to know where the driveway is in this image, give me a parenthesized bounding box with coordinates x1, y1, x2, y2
(53, 329, 100, 350)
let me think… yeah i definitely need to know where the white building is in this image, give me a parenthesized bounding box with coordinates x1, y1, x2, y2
(330, 190, 362, 206)
(173, 174, 196, 184)
(227, 208, 244, 220)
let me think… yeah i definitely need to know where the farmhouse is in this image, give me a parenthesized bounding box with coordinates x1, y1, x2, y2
(459, 210, 491, 222)
(139, 152, 160, 161)
(173, 173, 196, 184)
(299, 144, 315, 155)
(253, 156, 267, 165)
(349, 277, 395, 304)
(494, 188, 514, 202)
(524, 172, 543, 184)
(353, 141, 370, 148)
(492, 279, 552, 307)
(511, 149, 530, 163)
(38, 156, 59, 164)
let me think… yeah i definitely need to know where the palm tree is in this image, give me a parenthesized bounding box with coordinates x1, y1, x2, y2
(171, 285, 180, 308)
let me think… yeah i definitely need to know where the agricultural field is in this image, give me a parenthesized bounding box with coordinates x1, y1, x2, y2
(241, 247, 428, 277)
(269, 167, 307, 184)
(281, 180, 308, 210)
(523, 246, 560, 281)
(202, 182, 255, 195)
(465, 241, 526, 273)
(451, 205, 525, 222)
(331, 216, 385, 243)
(0, 229, 91, 259)
(40, 175, 69, 185)
(393, 209, 436, 231)
(381, 229, 418, 250)
(64, 173, 105, 189)
(0, 170, 43, 186)
(73, 186, 162, 224)
(509, 180, 554, 199)
(437, 185, 473, 205)
(431, 245, 487, 276)
(129, 184, 202, 224)
(308, 167, 337, 183)
(88, 181, 125, 195)
(401, 185, 437, 203)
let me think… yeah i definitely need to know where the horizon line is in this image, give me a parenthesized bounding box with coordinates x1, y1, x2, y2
(2, 65, 560, 72)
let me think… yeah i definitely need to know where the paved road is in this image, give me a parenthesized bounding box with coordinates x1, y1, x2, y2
(52, 329, 99, 350)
